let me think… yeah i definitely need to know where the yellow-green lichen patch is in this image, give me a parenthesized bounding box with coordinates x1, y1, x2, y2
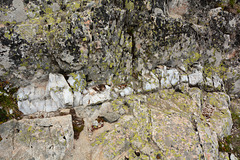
(203, 61, 228, 80)
(183, 51, 201, 66)
(91, 131, 108, 147)
(125, 0, 134, 11)
(69, 73, 86, 92)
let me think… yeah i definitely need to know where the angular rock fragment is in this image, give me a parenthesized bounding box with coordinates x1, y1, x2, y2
(67, 73, 87, 107)
(82, 85, 111, 106)
(47, 73, 73, 107)
(142, 70, 159, 92)
(101, 112, 120, 123)
(189, 71, 203, 86)
(160, 68, 180, 89)
(180, 74, 188, 83)
(212, 75, 223, 91)
(119, 87, 134, 97)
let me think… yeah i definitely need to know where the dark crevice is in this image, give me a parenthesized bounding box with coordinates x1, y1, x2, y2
(127, 27, 136, 77)
(70, 108, 84, 140)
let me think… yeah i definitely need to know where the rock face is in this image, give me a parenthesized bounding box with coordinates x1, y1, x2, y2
(62, 90, 232, 160)
(0, 0, 240, 159)
(0, 115, 73, 160)
(0, 0, 239, 97)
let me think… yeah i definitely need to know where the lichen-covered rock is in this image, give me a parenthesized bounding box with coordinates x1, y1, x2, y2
(64, 90, 233, 159)
(101, 112, 120, 123)
(0, 115, 73, 160)
(0, 0, 240, 159)
(204, 77, 214, 91)
(204, 92, 233, 139)
(0, 0, 239, 97)
(212, 75, 223, 91)
(0, 0, 27, 23)
(67, 72, 87, 107)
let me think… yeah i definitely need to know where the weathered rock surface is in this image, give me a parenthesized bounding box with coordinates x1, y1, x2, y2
(62, 90, 233, 160)
(67, 72, 86, 107)
(189, 71, 204, 87)
(0, 115, 73, 160)
(0, 0, 239, 97)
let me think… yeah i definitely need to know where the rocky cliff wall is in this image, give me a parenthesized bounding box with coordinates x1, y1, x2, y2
(0, 0, 240, 159)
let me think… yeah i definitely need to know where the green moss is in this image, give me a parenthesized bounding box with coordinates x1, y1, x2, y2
(218, 135, 232, 152)
(229, 0, 235, 7)
(0, 81, 22, 124)
(73, 124, 84, 139)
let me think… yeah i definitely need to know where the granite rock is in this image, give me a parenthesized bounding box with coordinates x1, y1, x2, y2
(0, 115, 73, 160)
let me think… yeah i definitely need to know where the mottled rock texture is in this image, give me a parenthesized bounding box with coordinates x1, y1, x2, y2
(0, 0, 239, 97)
(0, 115, 73, 160)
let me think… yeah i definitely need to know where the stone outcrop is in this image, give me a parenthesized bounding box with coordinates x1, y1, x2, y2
(62, 89, 232, 160)
(0, 115, 73, 160)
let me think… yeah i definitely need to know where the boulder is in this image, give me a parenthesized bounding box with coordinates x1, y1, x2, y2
(0, 115, 73, 160)
(101, 112, 120, 123)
